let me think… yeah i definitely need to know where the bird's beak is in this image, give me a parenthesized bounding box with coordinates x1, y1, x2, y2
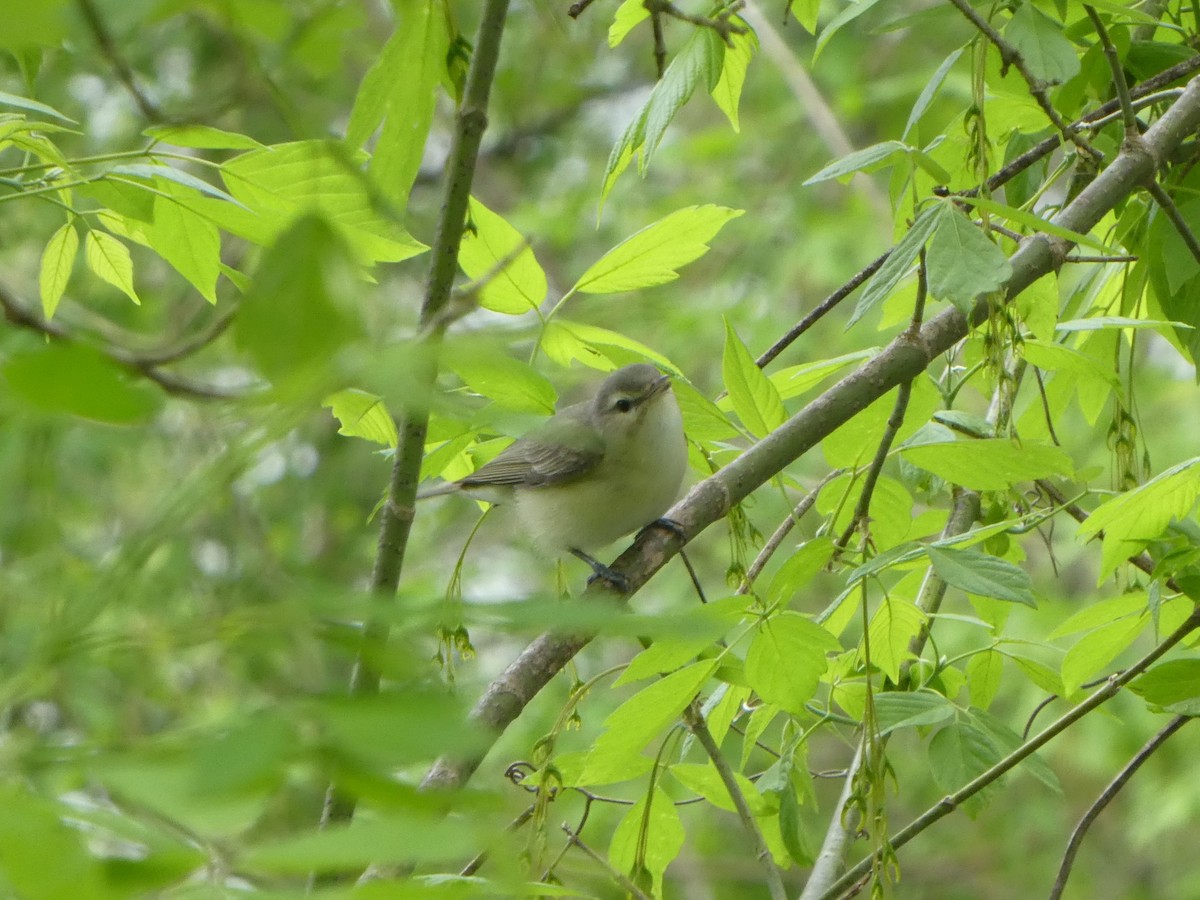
(646, 373, 672, 399)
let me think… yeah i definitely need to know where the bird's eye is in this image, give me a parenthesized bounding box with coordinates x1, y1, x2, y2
(615, 397, 633, 413)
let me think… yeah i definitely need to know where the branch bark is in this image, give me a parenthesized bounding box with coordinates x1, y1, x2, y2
(422, 74, 1200, 794)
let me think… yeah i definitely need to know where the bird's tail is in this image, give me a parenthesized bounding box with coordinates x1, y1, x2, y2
(415, 482, 459, 500)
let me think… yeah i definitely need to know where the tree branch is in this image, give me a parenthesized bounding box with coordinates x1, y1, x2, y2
(323, 0, 513, 826)
(420, 74, 1200, 797)
(1048, 715, 1192, 900)
(681, 701, 788, 900)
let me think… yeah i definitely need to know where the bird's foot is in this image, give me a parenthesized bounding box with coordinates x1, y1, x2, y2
(570, 548, 630, 592)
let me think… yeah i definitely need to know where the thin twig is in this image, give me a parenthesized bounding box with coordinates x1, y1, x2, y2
(1048, 715, 1192, 900)
(682, 700, 788, 900)
(322, 0, 513, 831)
(820, 609, 1200, 899)
(75, 0, 166, 122)
(561, 825, 653, 900)
(1084, 6, 1140, 138)
(1146, 180, 1200, 264)
(459, 805, 535, 877)
(645, 1, 749, 46)
(739, 469, 844, 592)
(945, 0, 1100, 162)
(0, 283, 240, 400)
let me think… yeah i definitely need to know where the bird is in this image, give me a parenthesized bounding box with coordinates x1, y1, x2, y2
(427, 363, 688, 587)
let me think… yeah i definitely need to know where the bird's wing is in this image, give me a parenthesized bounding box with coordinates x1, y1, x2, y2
(459, 405, 603, 488)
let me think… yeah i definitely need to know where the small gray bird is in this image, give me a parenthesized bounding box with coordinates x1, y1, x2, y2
(429, 363, 688, 584)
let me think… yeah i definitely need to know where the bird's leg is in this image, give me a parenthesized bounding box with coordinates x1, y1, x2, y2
(570, 548, 630, 592)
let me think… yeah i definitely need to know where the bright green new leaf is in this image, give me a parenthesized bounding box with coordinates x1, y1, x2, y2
(769, 350, 875, 400)
(955, 194, 1116, 252)
(3, 344, 158, 424)
(1061, 614, 1146, 696)
(618, 596, 748, 685)
(323, 389, 398, 448)
(744, 612, 839, 715)
(927, 545, 1036, 607)
(866, 599, 927, 683)
(1021, 339, 1119, 386)
(144, 123, 264, 149)
(926, 206, 1013, 313)
(1004, 3, 1081, 84)
(1078, 458, 1200, 580)
(1130, 659, 1200, 714)
(765, 538, 836, 608)
(85, 229, 140, 305)
(814, 0, 886, 60)
(804, 140, 908, 186)
(446, 350, 556, 414)
(967, 650, 1004, 709)
(712, 19, 758, 132)
(222, 141, 427, 264)
(0, 787, 109, 900)
(601, 29, 724, 198)
(900, 438, 1074, 491)
(669, 763, 770, 815)
(608, 788, 685, 897)
(110, 163, 243, 207)
(904, 47, 964, 139)
(851, 204, 943, 327)
(578, 661, 717, 785)
(572, 205, 743, 295)
(144, 181, 222, 303)
(722, 319, 786, 438)
(39, 220, 77, 319)
(608, 0, 649, 46)
(1047, 592, 1148, 640)
(458, 197, 547, 313)
(345, 0, 449, 204)
(928, 721, 998, 815)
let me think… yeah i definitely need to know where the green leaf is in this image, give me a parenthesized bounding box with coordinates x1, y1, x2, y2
(926, 206, 1013, 312)
(866, 599, 927, 683)
(445, 350, 556, 414)
(967, 650, 1004, 709)
(968, 708, 1061, 792)
(670, 762, 771, 817)
(144, 180, 222, 302)
(572, 205, 743, 295)
(722, 319, 786, 438)
(954, 194, 1117, 253)
(345, 0, 449, 204)
(0, 88, 75, 123)
(872, 691, 956, 734)
(814, 0, 886, 61)
(927, 546, 1036, 607)
(1021, 339, 1119, 386)
(323, 389, 398, 448)
(928, 721, 999, 815)
(1130, 659, 1200, 714)
(903, 47, 964, 139)
(222, 140, 427, 263)
(578, 661, 717, 785)
(608, 788, 685, 898)
(1078, 458, 1200, 581)
(0, 787, 110, 900)
(233, 214, 362, 385)
(712, 19, 758, 132)
(1004, 3, 1081, 84)
(109, 163, 244, 207)
(765, 538, 836, 607)
(899, 438, 1074, 490)
(744, 612, 839, 714)
(601, 29, 724, 198)
(39, 220, 77, 319)
(804, 140, 909, 186)
(3, 343, 160, 423)
(618, 596, 748, 684)
(1061, 615, 1146, 695)
(608, 0, 649, 47)
(84, 229, 140, 305)
(852, 204, 943, 326)
(1048, 592, 1148, 640)
(144, 123, 264, 149)
(243, 815, 481, 873)
(768, 350, 875, 401)
(458, 197, 547, 313)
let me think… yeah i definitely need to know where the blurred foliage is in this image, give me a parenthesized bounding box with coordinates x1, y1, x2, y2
(2, 0, 1200, 898)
